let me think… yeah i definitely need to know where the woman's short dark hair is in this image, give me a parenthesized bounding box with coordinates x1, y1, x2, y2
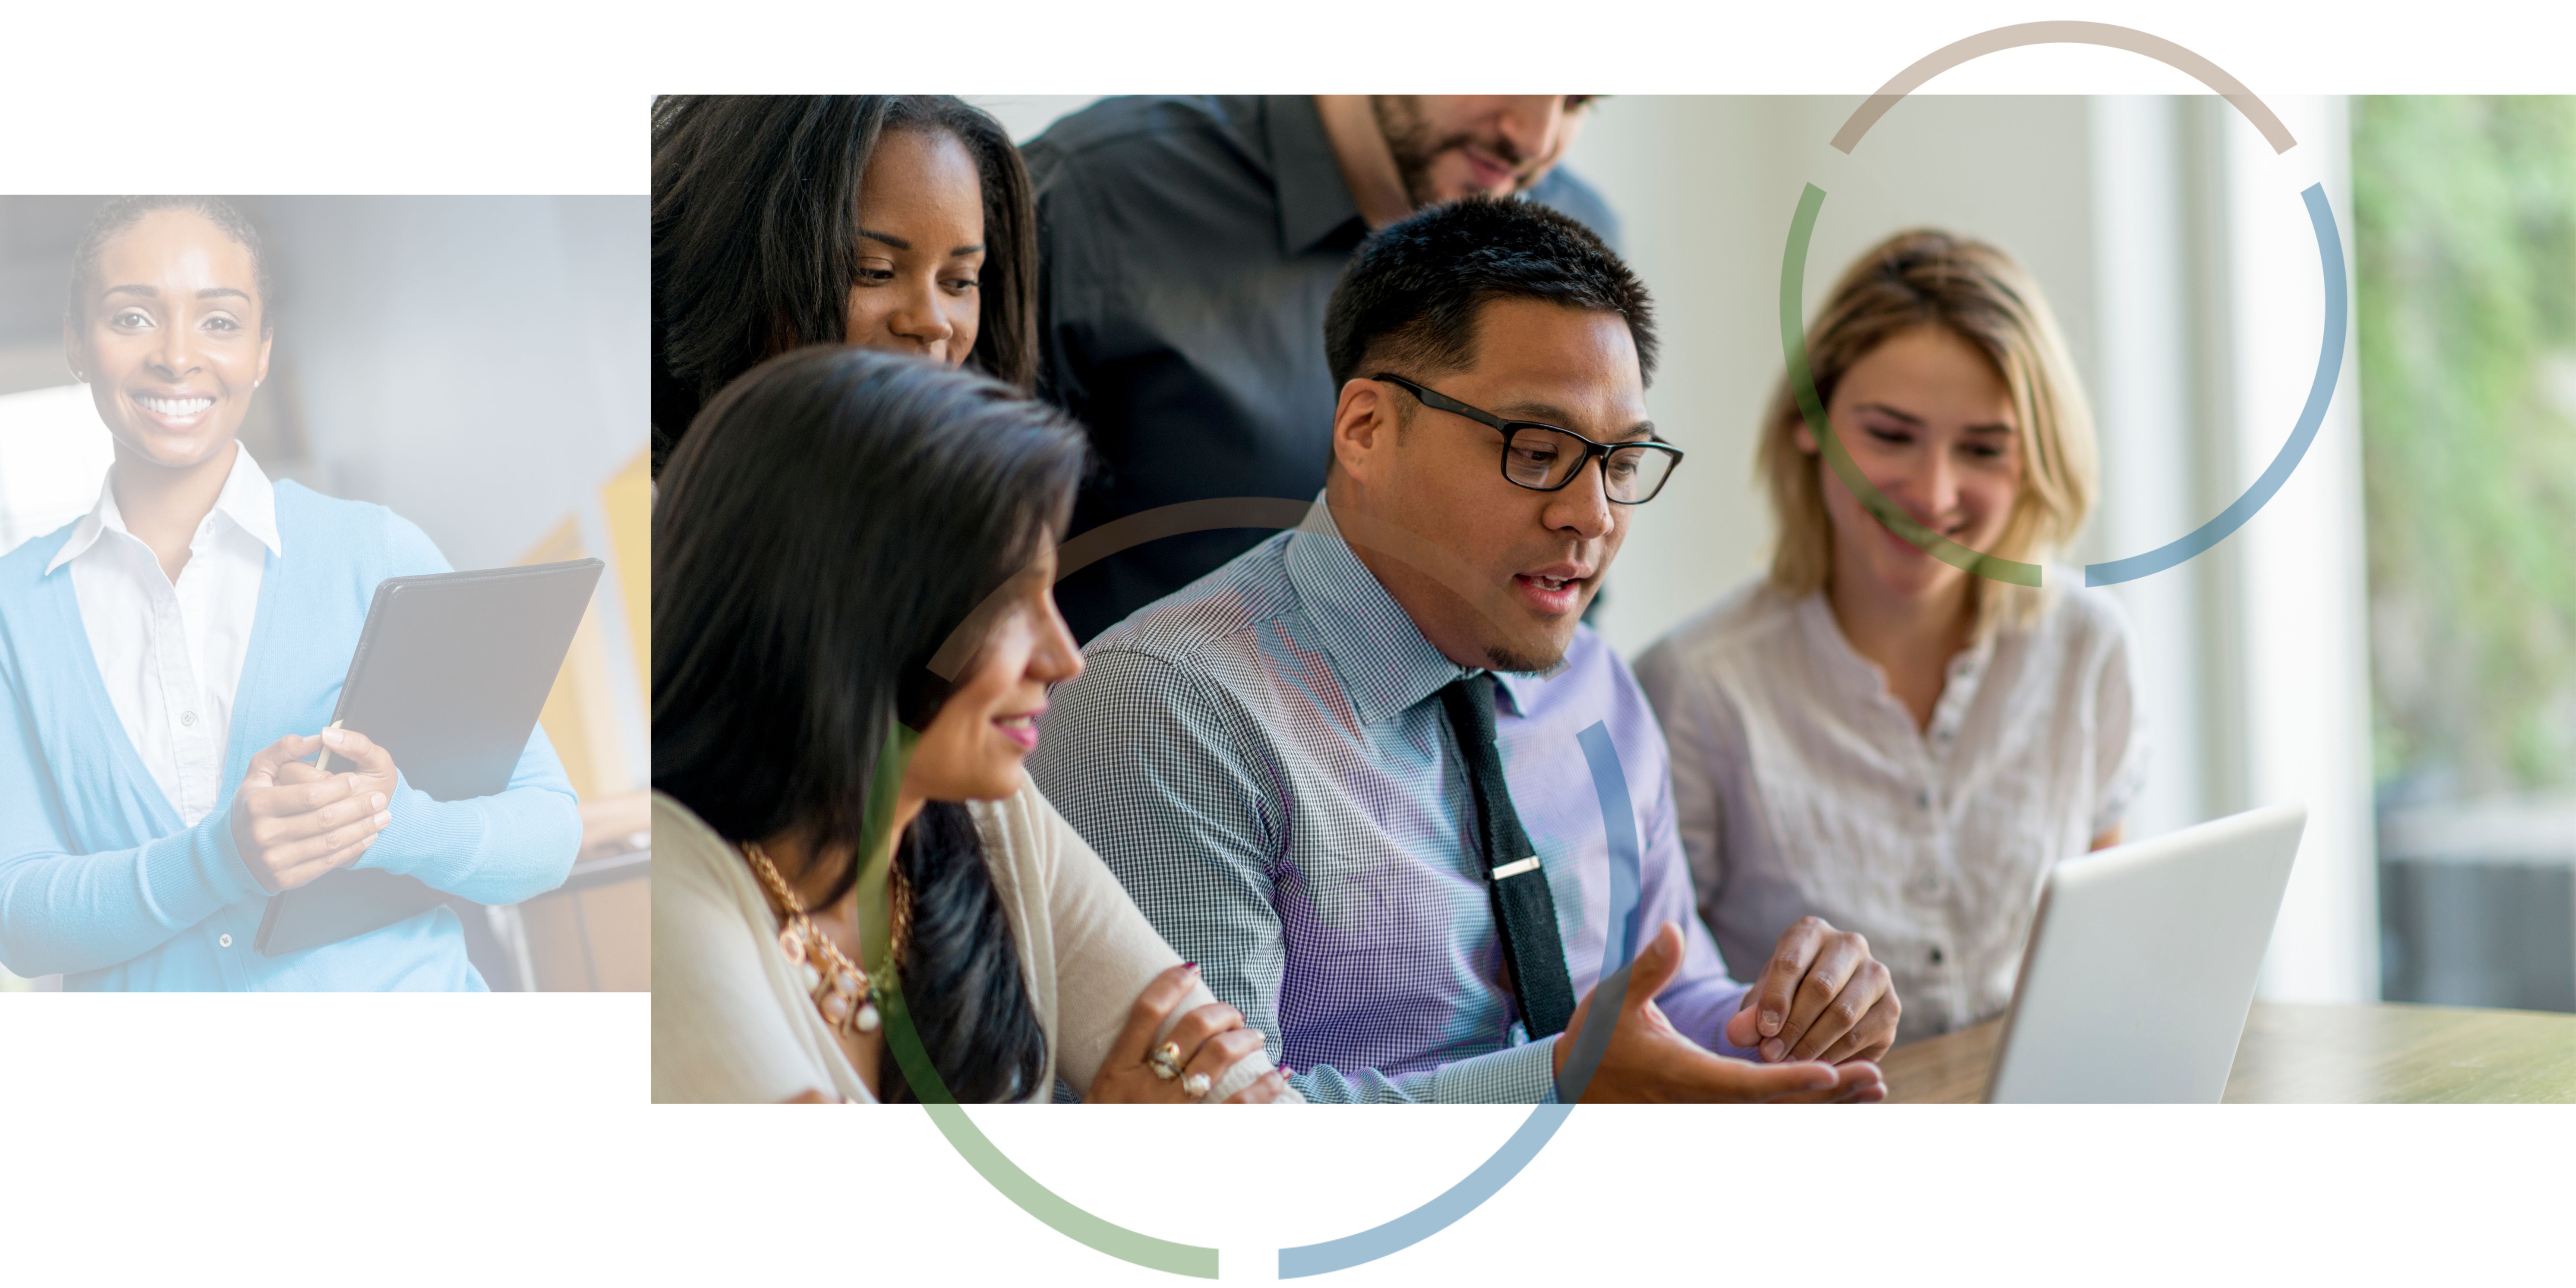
(653, 347, 1087, 1103)
(66, 196, 274, 335)
(650, 95, 1037, 478)
(1323, 196, 1656, 390)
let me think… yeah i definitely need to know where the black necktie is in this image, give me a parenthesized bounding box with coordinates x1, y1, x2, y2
(1439, 672, 1577, 1039)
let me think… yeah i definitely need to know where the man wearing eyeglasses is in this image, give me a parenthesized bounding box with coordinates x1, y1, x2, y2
(1020, 95, 1616, 645)
(1029, 199, 1901, 1104)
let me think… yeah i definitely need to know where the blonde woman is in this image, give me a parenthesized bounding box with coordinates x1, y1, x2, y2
(1633, 230, 2145, 1047)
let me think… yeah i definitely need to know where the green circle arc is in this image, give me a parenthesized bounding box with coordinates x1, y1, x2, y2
(1779, 177, 2349, 588)
(876, 700, 1648, 1281)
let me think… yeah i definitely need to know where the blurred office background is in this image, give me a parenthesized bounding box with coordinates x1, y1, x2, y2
(974, 95, 2576, 1014)
(0, 196, 651, 993)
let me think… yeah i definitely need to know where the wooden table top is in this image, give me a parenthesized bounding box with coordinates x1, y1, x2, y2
(1880, 1001, 2576, 1103)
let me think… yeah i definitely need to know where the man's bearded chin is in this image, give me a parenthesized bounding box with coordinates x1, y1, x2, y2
(1373, 98, 1522, 206)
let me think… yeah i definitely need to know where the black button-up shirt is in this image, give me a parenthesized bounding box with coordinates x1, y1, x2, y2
(1023, 95, 1620, 642)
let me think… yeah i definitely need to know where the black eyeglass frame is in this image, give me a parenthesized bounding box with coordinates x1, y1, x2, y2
(1369, 372, 1685, 504)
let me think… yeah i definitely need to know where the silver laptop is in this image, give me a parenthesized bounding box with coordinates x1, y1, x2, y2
(1985, 802, 2306, 1103)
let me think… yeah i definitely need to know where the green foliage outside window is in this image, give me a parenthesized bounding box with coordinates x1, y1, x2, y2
(2353, 95, 2576, 798)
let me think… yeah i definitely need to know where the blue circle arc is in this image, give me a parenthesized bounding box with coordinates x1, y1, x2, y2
(2084, 182, 2348, 585)
(1275, 722, 1645, 1278)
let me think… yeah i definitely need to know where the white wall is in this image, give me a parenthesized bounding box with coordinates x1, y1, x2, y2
(973, 95, 1104, 144)
(265, 196, 647, 573)
(2088, 95, 2212, 844)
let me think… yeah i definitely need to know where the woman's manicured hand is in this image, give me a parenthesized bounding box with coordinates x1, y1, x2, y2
(227, 732, 394, 893)
(274, 729, 402, 803)
(1087, 962, 1286, 1104)
(312, 726, 402, 807)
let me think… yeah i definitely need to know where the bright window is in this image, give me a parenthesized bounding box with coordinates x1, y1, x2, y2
(0, 383, 113, 558)
(2354, 95, 2576, 1011)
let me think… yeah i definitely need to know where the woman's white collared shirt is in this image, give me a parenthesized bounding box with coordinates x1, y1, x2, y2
(45, 448, 278, 827)
(1633, 578, 2147, 1044)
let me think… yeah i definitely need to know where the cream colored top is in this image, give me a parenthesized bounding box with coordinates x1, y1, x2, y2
(651, 783, 1294, 1104)
(1634, 578, 2146, 1044)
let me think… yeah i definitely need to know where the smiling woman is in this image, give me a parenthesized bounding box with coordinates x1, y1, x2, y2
(1634, 229, 2147, 1046)
(650, 346, 1297, 1106)
(0, 196, 583, 991)
(649, 95, 1036, 479)
(66, 200, 273, 558)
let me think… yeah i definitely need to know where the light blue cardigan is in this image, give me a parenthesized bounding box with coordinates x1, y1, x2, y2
(0, 480, 581, 990)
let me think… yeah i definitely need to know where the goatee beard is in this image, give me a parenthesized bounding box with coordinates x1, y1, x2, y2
(1481, 641, 1563, 675)
(1371, 94, 1503, 208)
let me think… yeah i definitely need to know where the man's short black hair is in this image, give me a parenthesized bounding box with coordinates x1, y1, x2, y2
(1324, 197, 1657, 391)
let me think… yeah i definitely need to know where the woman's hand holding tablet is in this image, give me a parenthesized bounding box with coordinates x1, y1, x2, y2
(286, 727, 404, 815)
(226, 730, 399, 893)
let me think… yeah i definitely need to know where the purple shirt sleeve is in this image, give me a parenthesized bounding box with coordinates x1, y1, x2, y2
(1627, 689, 1759, 1060)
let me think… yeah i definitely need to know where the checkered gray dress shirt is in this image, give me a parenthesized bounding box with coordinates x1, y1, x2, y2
(1028, 500, 1755, 1102)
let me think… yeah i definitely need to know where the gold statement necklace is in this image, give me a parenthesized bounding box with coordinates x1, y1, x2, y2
(742, 840, 908, 1037)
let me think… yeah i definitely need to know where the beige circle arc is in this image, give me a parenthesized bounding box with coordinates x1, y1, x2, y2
(1829, 20, 2298, 155)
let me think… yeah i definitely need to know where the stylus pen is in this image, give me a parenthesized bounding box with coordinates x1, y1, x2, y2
(313, 719, 345, 774)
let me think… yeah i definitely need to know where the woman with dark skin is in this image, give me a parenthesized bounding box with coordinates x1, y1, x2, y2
(0, 197, 578, 989)
(650, 95, 1035, 476)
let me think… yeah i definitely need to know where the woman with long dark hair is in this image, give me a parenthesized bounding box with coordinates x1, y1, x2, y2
(650, 94, 1036, 477)
(651, 348, 1294, 1104)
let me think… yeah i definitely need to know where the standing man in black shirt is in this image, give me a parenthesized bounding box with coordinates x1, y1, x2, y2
(1022, 95, 1617, 641)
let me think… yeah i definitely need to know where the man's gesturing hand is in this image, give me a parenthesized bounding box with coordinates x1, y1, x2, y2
(1724, 915, 1901, 1066)
(1550, 921, 1884, 1103)
(228, 732, 394, 894)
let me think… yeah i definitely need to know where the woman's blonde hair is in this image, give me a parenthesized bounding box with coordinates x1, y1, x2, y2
(1757, 229, 2097, 632)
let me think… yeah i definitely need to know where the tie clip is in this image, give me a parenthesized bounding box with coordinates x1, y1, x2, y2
(1490, 856, 1541, 880)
